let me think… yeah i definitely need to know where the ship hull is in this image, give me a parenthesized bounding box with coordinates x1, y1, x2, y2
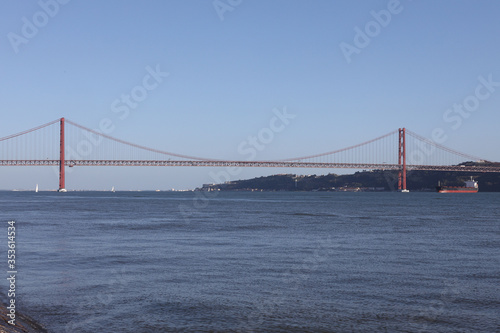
(436, 186, 478, 193)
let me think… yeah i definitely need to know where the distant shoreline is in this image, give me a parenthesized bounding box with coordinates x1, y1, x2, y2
(196, 171, 500, 193)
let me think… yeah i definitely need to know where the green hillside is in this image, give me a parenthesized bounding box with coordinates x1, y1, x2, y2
(200, 170, 500, 192)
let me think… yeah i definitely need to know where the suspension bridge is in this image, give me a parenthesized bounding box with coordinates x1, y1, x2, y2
(0, 118, 499, 191)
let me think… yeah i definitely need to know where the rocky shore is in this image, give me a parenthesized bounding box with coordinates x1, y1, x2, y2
(0, 304, 47, 333)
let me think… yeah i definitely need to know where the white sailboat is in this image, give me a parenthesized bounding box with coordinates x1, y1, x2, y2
(111, 186, 115, 192)
(35, 184, 39, 193)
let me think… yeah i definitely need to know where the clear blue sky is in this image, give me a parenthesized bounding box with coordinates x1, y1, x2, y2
(1, 0, 499, 190)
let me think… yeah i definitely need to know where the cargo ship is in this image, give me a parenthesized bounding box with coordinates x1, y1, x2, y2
(436, 177, 478, 193)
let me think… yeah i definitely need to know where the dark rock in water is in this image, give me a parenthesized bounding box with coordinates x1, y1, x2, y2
(0, 304, 47, 333)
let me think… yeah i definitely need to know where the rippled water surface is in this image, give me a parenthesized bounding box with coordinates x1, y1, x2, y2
(1, 191, 499, 332)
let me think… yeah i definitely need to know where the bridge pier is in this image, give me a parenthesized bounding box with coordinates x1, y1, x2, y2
(58, 117, 67, 192)
(398, 128, 408, 192)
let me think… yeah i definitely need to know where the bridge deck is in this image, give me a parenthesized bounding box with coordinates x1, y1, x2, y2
(1, 160, 500, 173)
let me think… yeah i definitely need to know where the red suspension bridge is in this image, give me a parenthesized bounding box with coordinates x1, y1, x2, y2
(0, 117, 499, 191)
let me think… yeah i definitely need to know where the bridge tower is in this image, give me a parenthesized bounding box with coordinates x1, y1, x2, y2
(58, 117, 67, 192)
(398, 128, 408, 192)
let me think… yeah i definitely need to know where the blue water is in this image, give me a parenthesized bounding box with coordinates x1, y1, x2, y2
(0, 191, 499, 332)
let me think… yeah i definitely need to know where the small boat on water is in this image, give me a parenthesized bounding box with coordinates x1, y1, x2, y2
(111, 186, 115, 192)
(35, 184, 38, 193)
(436, 177, 478, 193)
